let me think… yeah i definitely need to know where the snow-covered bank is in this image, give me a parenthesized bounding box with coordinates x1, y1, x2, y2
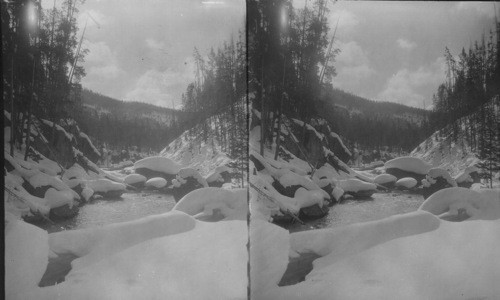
(251, 190, 500, 299)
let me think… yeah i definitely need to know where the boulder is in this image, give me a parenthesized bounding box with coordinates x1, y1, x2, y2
(50, 203, 79, 219)
(145, 177, 168, 189)
(300, 203, 328, 219)
(374, 173, 397, 189)
(421, 168, 457, 199)
(395, 177, 418, 190)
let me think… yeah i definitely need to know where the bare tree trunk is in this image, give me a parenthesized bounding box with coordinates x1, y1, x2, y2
(10, 56, 15, 156)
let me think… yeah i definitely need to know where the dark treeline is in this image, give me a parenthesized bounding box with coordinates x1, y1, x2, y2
(3, 0, 86, 159)
(317, 87, 432, 152)
(248, 0, 338, 157)
(180, 30, 248, 183)
(74, 89, 197, 152)
(431, 20, 500, 185)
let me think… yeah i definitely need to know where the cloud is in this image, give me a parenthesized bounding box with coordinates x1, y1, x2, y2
(81, 41, 125, 95)
(146, 38, 165, 50)
(124, 57, 196, 108)
(332, 41, 375, 90)
(455, 2, 498, 19)
(77, 9, 108, 30)
(329, 9, 360, 34)
(377, 57, 446, 108)
(397, 38, 417, 51)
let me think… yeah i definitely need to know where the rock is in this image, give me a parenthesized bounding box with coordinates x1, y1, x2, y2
(395, 177, 418, 190)
(272, 180, 302, 198)
(124, 174, 147, 189)
(145, 177, 167, 189)
(374, 173, 397, 189)
(134, 168, 176, 182)
(50, 203, 79, 219)
(386, 168, 426, 183)
(421, 168, 457, 199)
(300, 203, 328, 219)
(171, 173, 207, 202)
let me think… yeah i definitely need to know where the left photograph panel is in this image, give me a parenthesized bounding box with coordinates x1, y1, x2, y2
(3, 0, 248, 299)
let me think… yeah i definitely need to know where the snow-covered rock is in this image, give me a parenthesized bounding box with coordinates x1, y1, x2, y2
(145, 177, 167, 189)
(85, 179, 126, 198)
(133, 156, 182, 178)
(49, 211, 196, 270)
(338, 179, 377, 198)
(123, 173, 147, 187)
(421, 168, 457, 198)
(385, 156, 432, 180)
(206, 165, 232, 187)
(373, 173, 397, 188)
(419, 187, 500, 221)
(266, 212, 500, 299)
(455, 166, 481, 188)
(173, 187, 247, 221)
(395, 177, 418, 189)
(36, 214, 248, 300)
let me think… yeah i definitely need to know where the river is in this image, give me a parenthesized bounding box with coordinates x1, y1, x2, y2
(38, 189, 424, 287)
(38, 191, 176, 287)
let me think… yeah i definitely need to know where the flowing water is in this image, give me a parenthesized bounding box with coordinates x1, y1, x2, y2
(287, 191, 425, 233)
(38, 189, 424, 287)
(38, 191, 176, 286)
(39, 191, 176, 233)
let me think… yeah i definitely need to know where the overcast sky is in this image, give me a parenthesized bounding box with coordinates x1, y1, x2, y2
(46, 1, 497, 109)
(317, 1, 499, 108)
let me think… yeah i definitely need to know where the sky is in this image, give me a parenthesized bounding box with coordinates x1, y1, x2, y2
(41, 0, 246, 109)
(315, 1, 499, 109)
(42, 1, 498, 109)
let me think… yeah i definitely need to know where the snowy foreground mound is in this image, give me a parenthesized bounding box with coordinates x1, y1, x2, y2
(6, 188, 248, 300)
(251, 189, 500, 300)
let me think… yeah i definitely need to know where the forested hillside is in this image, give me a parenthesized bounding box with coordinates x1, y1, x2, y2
(74, 89, 198, 152)
(317, 87, 433, 151)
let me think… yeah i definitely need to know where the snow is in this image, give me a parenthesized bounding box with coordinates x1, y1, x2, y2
(250, 220, 290, 299)
(395, 177, 418, 189)
(384, 156, 432, 175)
(123, 173, 147, 185)
(49, 210, 196, 270)
(291, 118, 324, 141)
(173, 187, 247, 221)
(5, 215, 49, 300)
(455, 165, 480, 184)
(35, 215, 248, 300)
(44, 188, 76, 209)
(85, 178, 126, 193)
(206, 165, 232, 183)
(419, 187, 500, 220)
(133, 156, 181, 175)
(79, 132, 101, 156)
(145, 177, 167, 189)
(81, 187, 94, 201)
(424, 168, 457, 187)
(269, 217, 500, 300)
(329, 132, 352, 156)
(338, 178, 376, 193)
(279, 171, 322, 192)
(41, 119, 74, 142)
(251, 176, 322, 215)
(373, 173, 397, 185)
(28, 171, 79, 200)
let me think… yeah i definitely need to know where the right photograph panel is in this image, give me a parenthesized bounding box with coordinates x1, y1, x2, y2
(247, 1, 500, 299)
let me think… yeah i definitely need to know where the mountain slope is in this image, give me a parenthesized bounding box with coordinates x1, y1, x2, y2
(75, 89, 198, 151)
(411, 97, 500, 178)
(316, 88, 432, 151)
